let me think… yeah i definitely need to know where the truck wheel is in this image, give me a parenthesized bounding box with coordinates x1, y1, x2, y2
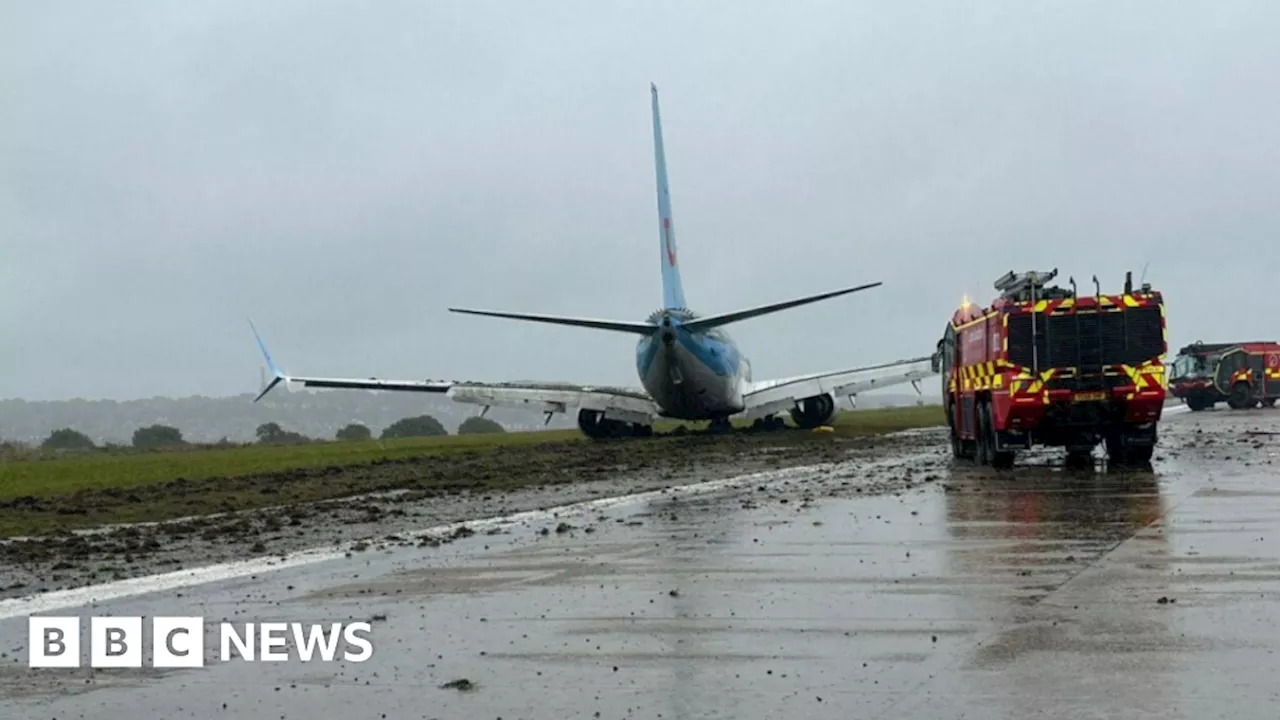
(1065, 447, 1093, 469)
(976, 400, 1014, 468)
(991, 447, 1015, 469)
(1127, 444, 1154, 464)
(946, 401, 963, 458)
(975, 402, 992, 466)
(1107, 428, 1156, 467)
(985, 402, 1015, 469)
(1228, 382, 1252, 410)
(1186, 394, 1207, 412)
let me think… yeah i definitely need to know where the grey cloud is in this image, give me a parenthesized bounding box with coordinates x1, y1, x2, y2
(4, 1, 1279, 401)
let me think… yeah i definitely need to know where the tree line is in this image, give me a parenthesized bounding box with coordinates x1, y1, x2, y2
(12, 414, 505, 452)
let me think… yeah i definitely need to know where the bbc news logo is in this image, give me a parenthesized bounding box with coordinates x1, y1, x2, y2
(28, 616, 373, 668)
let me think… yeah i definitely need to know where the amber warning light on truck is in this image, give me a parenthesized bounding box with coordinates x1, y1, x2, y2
(28, 616, 374, 668)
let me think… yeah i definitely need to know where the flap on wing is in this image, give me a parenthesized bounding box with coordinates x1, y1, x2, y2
(447, 382, 660, 419)
(288, 377, 453, 393)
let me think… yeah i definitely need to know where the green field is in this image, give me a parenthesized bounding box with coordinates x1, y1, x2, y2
(0, 405, 943, 500)
(0, 426, 587, 502)
(0, 405, 943, 537)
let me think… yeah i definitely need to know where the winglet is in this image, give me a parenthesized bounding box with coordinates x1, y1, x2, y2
(249, 319, 287, 402)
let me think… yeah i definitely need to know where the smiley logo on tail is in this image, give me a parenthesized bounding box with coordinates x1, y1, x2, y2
(663, 217, 676, 266)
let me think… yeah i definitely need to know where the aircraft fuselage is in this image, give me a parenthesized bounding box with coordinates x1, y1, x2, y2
(634, 311, 750, 421)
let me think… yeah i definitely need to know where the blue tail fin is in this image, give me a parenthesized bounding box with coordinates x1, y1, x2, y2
(651, 83, 687, 310)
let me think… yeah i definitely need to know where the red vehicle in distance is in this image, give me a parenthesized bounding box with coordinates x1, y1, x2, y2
(1168, 341, 1280, 410)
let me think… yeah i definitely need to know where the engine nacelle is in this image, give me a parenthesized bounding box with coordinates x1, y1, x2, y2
(789, 393, 835, 428)
(577, 409, 653, 439)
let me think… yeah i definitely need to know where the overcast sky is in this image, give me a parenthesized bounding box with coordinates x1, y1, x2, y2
(4, 1, 1279, 401)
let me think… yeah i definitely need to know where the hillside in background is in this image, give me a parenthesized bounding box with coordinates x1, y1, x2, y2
(0, 386, 938, 446)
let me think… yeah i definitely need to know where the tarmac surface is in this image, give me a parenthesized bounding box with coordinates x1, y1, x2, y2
(3, 405, 1280, 719)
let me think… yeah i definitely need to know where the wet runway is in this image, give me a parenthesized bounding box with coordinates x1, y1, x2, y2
(3, 407, 1280, 719)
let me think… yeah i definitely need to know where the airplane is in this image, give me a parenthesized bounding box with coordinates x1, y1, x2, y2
(251, 84, 937, 439)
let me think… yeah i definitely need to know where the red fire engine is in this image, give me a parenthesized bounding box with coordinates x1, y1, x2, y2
(1169, 341, 1280, 410)
(933, 269, 1167, 468)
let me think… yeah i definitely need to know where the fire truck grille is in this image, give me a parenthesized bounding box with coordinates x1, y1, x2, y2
(1007, 305, 1163, 370)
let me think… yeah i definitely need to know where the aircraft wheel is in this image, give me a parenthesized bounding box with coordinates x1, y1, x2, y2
(708, 417, 732, 434)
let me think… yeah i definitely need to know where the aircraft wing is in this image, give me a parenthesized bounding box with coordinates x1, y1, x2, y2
(250, 321, 453, 402)
(739, 356, 938, 422)
(258, 374, 452, 401)
(445, 381, 662, 426)
(249, 321, 659, 424)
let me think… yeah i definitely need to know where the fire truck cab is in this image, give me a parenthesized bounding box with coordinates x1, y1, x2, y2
(936, 269, 1167, 468)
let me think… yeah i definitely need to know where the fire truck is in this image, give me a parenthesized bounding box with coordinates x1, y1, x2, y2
(933, 269, 1167, 468)
(1168, 341, 1280, 411)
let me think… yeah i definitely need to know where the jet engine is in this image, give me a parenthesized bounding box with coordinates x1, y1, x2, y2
(789, 393, 835, 428)
(577, 409, 653, 439)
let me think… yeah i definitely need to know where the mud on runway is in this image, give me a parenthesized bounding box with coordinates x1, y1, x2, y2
(0, 429, 940, 600)
(3, 407, 1280, 719)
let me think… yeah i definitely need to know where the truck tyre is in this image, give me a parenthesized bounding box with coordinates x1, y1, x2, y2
(1065, 447, 1093, 469)
(1104, 434, 1121, 463)
(1228, 382, 1252, 410)
(976, 400, 1014, 469)
(1107, 428, 1156, 467)
(1187, 394, 1207, 412)
(991, 446, 1015, 469)
(946, 401, 963, 459)
(985, 401, 1015, 469)
(975, 402, 992, 466)
(1127, 444, 1155, 464)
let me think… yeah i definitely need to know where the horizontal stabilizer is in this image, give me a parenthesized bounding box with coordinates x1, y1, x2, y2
(682, 282, 882, 332)
(449, 308, 657, 335)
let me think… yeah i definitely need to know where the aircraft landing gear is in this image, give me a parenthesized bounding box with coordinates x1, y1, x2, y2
(750, 415, 788, 432)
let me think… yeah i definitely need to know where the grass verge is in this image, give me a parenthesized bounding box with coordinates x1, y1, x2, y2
(0, 405, 943, 538)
